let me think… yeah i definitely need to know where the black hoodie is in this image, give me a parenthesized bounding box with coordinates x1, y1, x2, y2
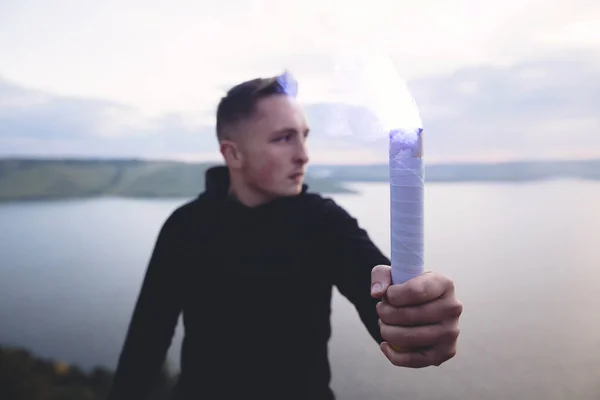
(108, 166, 390, 400)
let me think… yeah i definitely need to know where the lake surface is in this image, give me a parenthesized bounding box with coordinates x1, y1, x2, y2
(1, 180, 599, 399)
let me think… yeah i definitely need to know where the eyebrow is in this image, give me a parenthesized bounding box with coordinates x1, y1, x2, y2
(272, 127, 310, 135)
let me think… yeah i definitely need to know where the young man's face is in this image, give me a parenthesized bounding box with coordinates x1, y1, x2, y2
(231, 94, 310, 199)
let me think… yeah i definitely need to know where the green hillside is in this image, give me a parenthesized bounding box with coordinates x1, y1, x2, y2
(0, 159, 353, 202)
(1, 158, 599, 202)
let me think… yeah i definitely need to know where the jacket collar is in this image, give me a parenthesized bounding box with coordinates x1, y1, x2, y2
(205, 165, 231, 194)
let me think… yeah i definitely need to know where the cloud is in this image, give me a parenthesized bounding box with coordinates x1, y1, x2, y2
(407, 50, 600, 161)
(0, 80, 220, 160)
(299, 49, 600, 163)
(2, 0, 599, 119)
(1, 49, 599, 163)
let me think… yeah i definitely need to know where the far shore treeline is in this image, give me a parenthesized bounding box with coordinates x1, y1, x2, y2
(1, 158, 599, 202)
(0, 345, 177, 400)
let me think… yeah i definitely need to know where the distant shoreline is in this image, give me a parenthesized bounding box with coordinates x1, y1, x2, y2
(0, 344, 176, 399)
(1, 158, 599, 202)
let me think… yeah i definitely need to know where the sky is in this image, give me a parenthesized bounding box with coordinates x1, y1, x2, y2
(1, 0, 599, 164)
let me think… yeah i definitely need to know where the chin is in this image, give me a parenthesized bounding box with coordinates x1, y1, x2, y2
(289, 186, 303, 195)
(277, 183, 303, 197)
(290, 181, 305, 193)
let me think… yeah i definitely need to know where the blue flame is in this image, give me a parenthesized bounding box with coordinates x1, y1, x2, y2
(276, 70, 298, 97)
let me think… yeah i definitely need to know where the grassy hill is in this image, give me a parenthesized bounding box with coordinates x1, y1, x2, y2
(1, 158, 599, 202)
(0, 158, 353, 202)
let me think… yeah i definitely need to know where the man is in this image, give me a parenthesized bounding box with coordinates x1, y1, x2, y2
(108, 74, 463, 400)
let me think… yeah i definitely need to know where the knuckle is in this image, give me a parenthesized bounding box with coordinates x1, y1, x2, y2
(436, 348, 457, 366)
(402, 308, 416, 325)
(446, 278, 456, 292)
(379, 324, 393, 342)
(407, 283, 427, 301)
(453, 325, 461, 339)
(436, 322, 459, 344)
(391, 351, 410, 367)
(444, 325, 460, 342)
(450, 300, 464, 317)
(432, 354, 446, 367)
(418, 282, 430, 299)
(376, 301, 384, 316)
(378, 303, 393, 323)
(390, 354, 404, 367)
(403, 328, 419, 348)
(447, 348, 457, 359)
(385, 286, 400, 305)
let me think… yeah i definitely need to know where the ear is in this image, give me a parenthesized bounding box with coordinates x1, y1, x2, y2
(220, 140, 243, 169)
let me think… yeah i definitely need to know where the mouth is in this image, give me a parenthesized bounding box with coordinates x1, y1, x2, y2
(289, 172, 305, 181)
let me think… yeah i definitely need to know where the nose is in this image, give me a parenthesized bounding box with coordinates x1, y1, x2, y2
(294, 141, 309, 165)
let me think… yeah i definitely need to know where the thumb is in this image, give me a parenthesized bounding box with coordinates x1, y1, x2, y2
(371, 264, 392, 299)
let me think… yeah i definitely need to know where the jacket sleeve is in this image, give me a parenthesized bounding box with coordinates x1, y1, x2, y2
(320, 198, 391, 345)
(108, 210, 186, 399)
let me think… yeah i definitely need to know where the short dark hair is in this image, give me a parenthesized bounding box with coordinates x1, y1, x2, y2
(215, 72, 297, 140)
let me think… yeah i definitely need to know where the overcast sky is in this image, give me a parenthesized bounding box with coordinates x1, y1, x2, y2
(1, 0, 599, 164)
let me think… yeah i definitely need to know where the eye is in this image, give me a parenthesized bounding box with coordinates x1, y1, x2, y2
(273, 133, 292, 143)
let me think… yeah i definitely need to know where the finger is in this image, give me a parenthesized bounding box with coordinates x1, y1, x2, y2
(380, 341, 458, 368)
(386, 272, 454, 307)
(376, 297, 464, 327)
(371, 264, 392, 299)
(379, 320, 459, 350)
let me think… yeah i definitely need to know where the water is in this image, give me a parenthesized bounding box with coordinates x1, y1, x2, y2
(1, 181, 599, 399)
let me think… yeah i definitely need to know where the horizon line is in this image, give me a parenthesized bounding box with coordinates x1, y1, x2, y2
(1, 155, 599, 167)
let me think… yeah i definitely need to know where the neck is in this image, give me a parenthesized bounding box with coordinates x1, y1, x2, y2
(228, 172, 274, 208)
